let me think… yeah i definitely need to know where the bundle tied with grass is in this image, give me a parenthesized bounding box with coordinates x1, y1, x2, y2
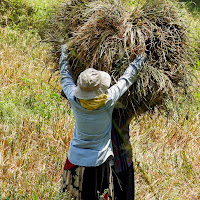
(46, 0, 197, 116)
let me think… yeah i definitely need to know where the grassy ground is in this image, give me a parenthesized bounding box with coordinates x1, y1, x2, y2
(0, 0, 200, 199)
(0, 27, 73, 199)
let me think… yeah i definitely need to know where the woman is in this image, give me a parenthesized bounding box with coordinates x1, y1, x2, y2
(111, 107, 135, 200)
(59, 44, 145, 200)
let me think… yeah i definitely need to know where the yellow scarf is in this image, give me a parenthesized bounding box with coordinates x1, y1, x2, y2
(79, 94, 108, 110)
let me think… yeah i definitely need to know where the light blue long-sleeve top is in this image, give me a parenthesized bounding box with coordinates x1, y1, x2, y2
(60, 49, 145, 167)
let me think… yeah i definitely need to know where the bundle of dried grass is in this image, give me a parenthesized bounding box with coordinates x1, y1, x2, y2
(45, 0, 198, 115)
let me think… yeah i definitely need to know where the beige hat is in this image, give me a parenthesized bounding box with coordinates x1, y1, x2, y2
(74, 68, 111, 100)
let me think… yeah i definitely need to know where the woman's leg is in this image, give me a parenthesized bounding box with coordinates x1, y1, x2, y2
(112, 163, 135, 200)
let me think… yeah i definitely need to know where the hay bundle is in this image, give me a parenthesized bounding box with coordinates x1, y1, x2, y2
(45, 0, 197, 115)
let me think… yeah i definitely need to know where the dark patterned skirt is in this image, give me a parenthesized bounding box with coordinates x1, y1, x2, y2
(60, 158, 114, 200)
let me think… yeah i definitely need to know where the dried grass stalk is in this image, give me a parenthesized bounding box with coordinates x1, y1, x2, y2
(44, 0, 198, 115)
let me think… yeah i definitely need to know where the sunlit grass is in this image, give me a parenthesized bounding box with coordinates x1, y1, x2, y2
(130, 108, 200, 200)
(0, 27, 74, 199)
(0, 0, 200, 199)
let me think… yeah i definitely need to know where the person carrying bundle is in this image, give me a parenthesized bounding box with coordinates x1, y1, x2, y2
(111, 106, 135, 200)
(59, 44, 146, 200)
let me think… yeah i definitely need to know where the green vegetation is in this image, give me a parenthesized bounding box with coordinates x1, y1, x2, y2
(180, 0, 200, 13)
(0, 0, 199, 199)
(0, 0, 34, 29)
(0, 0, 62, 36)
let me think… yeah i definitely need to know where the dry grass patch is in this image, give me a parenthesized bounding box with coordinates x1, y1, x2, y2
(131, 108, 200, 200)
(0, 27, 73, 199)
(45, 0, 199, 115)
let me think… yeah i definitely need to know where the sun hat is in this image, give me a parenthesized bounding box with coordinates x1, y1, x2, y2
(74, 68, 111, 100)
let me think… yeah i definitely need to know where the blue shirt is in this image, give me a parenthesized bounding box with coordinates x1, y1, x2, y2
(60, 50, 144, 166)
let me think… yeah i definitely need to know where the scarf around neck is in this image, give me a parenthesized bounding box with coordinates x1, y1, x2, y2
(78, 93, 107, 110)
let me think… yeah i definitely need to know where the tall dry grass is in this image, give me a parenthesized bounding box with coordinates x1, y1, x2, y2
(0, 27, 74, 199)
(0, 0, 200, 199)
(131, 109, 200, 200)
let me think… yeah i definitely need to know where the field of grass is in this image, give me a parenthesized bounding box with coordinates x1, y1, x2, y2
(0, 0, 199, 199)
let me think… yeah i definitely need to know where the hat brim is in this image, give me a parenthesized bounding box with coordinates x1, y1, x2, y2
(74, 71, 111, 100)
